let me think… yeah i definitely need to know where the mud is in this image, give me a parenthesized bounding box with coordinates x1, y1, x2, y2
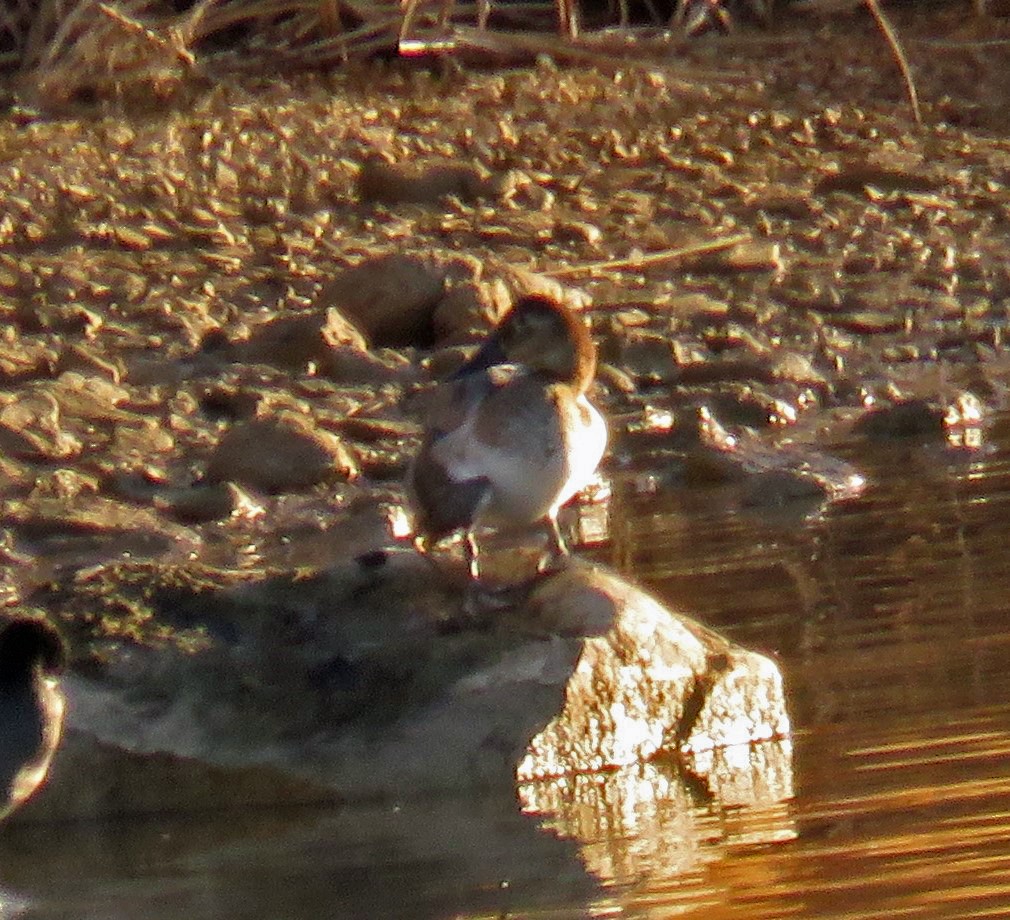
(0, 3, 1008, 678)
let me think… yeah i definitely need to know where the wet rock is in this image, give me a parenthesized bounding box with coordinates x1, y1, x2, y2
(853, 399, 946, 439)
(681, 408, 866, 506)
(154, 482, 265, 524)
(516, 566, 789, 779)
(17, 732, 337, 822)
(618, 332, 680, 384)
(25, 558, 789, 816)
(4, 496, 198, 571)
(705, 385, 801, 428)
(205, 416, 358, 492)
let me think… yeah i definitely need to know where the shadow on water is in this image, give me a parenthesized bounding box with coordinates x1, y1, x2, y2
(7, 413, 1010, 919)
(0, 797, 599, 920)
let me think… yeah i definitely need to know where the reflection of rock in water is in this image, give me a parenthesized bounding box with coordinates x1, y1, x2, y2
(685, 736, 794, 812)
(519, 746, 794, 897)
(0, 616, 66, 821)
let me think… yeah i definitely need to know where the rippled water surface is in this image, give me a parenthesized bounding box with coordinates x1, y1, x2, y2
(5, 417, 1010, 920)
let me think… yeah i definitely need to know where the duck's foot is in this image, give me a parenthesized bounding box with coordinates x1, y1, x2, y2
(535, 547, 572, 577)
(468, 559, 575, 617)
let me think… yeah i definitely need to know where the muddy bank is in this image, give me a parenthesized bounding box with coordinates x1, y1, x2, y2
(0, 4, 1008, 814)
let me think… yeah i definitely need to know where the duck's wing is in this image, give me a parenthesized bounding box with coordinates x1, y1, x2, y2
(408, 450, 490, 539)
(422, 365, 524, 439)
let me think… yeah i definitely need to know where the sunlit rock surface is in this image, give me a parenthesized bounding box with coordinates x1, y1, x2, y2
(517, 566, 789, 781)
(16, 556, 790, 821)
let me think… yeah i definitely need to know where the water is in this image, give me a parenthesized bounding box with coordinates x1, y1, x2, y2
(4, 420, 1010, 918)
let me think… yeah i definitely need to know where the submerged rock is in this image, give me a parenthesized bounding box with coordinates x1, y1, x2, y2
(18, 557, 790, 820)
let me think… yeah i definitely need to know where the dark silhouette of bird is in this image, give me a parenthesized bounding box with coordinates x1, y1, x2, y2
(0, 616, 66, 820)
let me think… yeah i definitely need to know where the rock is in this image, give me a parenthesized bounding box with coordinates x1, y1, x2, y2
(154, 482, 265, 524)
(516, 566, 789, 779)
(357, 158, 505, 206)
(431, 283, 507, 344)
(319, 254, 448, 348)
(205, 416, 358, 492)
(20, 558, 790, 818)
(682, 407, 867, 504)
(666, 292, 731, 322)
(321, 346, 415, 386)
(853, 399, 945, 439)
(0, 332, 57, 382)
(232, 310, 369, 372)
(0, 392, 82, 461)
(317, 254, 590, 350)
(14, 729, 337, 822)
(618, 331, 681, 384)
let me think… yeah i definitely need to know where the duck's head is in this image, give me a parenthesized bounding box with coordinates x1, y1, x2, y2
(459, 295, 597, 392)
(0, 618, 66, 686)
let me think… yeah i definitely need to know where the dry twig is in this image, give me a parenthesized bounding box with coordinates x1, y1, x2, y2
(546, 234, 753, 279)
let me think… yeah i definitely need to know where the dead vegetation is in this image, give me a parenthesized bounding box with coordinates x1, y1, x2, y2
(0, 0, 999, 120)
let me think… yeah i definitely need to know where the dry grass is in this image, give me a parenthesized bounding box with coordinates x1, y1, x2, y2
(8, 0, 407, 108)
(0, 0, 986, 117)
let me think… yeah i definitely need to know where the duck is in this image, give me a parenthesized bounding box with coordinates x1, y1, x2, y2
(409, 294, 607, 581)
(0, 616, 66, 820)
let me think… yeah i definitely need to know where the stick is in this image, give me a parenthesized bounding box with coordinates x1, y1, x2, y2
(545, 233, 752, 278)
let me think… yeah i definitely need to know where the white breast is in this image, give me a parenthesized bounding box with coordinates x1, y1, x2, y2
(553, 395, 607, 514)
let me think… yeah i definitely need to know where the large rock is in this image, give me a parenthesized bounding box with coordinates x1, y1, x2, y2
(204, 415, 359, 492)
(516, 566, 789, 780)
(16, 557, 791, 821)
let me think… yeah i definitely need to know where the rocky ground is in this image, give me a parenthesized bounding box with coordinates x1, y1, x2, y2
(1, 1, 1009, 813)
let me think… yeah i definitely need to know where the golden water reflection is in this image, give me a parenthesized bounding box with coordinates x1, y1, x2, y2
(576, 414, 1010, 918)
(519, 740, 795, 907)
